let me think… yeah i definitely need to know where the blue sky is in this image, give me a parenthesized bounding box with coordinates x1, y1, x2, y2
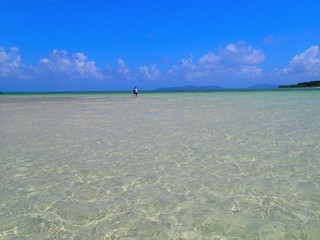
(1, 0, 320, 91)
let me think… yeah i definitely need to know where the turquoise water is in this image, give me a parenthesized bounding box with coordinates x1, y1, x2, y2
(1, 89, 320, 239)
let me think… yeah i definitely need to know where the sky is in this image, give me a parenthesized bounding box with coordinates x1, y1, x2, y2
(1, 0, 320, 91)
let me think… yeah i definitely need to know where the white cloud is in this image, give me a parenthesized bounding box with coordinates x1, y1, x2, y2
(168, 54, 196, 78)
(0, 47, 22, 77)
(198, 52, 221, 66)
(117, 58, 135, 79)
(38, 50, 102, 79)
(40, 58, 49, 64)
(221, 41, 265, 65)
(168, 42, 264, 85)
(181, 54, 195, 70)
(280, 46, 320, 76)
(262, 35, 276, 45)
(139, 64, 161, 80)
(238, 65, 263, 77)
(262, 35, 287, 45)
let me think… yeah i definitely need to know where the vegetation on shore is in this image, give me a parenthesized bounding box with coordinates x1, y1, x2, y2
(279, 81, 320, 88)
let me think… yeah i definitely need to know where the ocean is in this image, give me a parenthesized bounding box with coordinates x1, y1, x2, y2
(1, 89, 319, 239)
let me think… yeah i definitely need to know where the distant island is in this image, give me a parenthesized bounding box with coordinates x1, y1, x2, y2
(155, 84, 279, 91)
(153, 81, 320, 91)
(279, 81, 320, 88)
(155, 85, 223, 91)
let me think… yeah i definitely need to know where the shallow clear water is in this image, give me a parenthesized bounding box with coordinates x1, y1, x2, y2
(1, 90, 320, 239)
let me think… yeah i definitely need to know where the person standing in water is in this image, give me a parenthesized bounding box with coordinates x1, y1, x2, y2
(133, 87, 138, 97)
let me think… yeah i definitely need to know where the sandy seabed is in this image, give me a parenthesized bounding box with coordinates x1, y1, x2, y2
(1, 91, 320, 239)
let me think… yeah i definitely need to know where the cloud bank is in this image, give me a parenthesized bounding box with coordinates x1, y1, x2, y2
(280, 46, 320, 76)
(0, 47, 22, 77)
(1, 43, 320, 90)
(169, 42, 265, 86)
(37, 50, 103, 79)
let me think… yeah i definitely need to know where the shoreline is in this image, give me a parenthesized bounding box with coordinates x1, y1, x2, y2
(1, 87, 320, 96)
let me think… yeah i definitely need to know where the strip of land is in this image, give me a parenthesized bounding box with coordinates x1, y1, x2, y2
(279, 81, 320, 88)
